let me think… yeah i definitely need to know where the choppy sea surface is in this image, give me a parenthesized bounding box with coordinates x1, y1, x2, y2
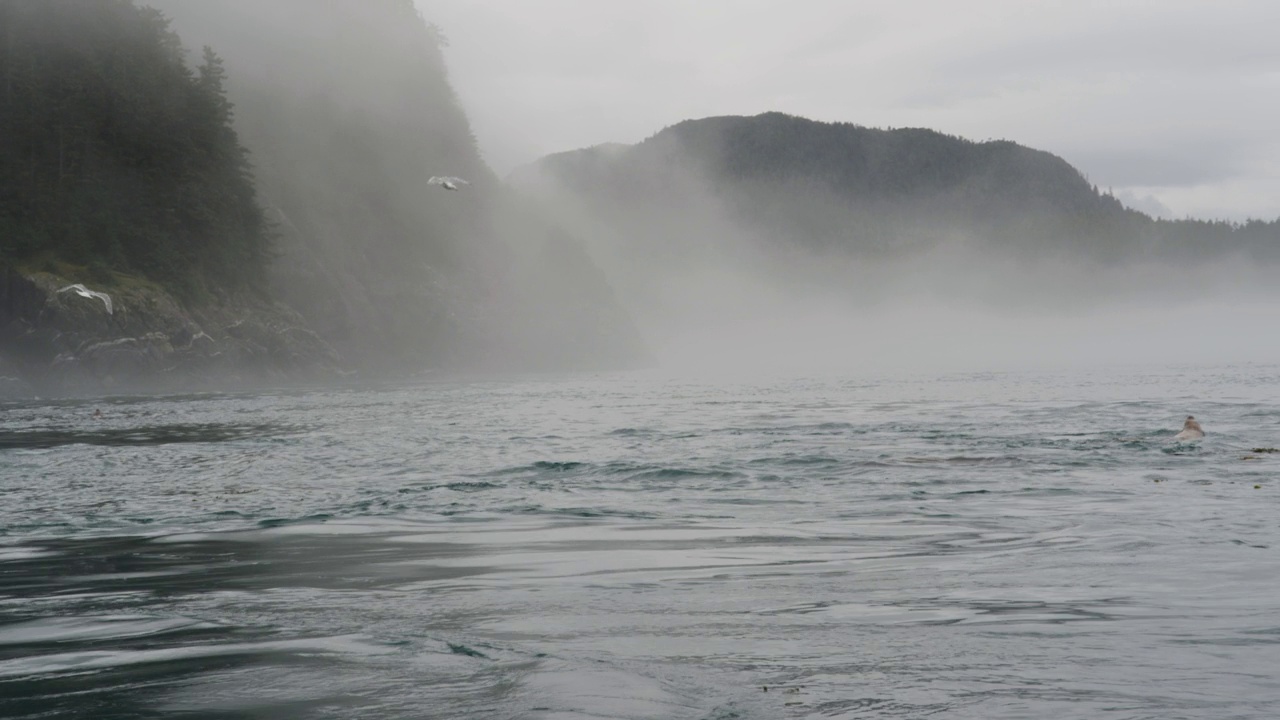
(1, 364, 1278, 719)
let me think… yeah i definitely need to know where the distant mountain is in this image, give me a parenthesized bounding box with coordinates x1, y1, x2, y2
(514, 112, 1279, 293)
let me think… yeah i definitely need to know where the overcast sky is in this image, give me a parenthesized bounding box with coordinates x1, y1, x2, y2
(422, 0, 1280, 221)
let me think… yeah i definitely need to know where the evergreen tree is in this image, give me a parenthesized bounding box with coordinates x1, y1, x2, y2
(0, 0, 269, 298)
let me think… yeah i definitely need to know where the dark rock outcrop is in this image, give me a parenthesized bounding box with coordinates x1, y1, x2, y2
(0, 266, 342, 397)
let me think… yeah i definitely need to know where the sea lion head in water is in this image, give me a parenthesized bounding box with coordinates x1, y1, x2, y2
(1174, 415, 1205, 441)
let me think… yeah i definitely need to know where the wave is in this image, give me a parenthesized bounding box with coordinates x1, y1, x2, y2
(0, 423, 289, 449)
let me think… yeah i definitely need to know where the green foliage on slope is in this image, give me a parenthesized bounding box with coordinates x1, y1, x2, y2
(0, 0, 270, 298)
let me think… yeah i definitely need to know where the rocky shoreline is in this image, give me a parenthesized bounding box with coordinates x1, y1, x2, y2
(0, 267, 344, 399)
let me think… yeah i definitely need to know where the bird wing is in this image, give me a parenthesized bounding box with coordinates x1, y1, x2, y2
(89, 290, 113, 315)
(56, 284, 112, 314)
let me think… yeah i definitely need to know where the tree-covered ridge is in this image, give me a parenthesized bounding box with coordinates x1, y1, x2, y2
(0, 0, 268, 297)
(571, 112, 1280, 262)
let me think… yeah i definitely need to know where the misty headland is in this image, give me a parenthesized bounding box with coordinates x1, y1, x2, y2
(2, 0, 1278, 395)
(1, 0, 644, 398)
(513, 112, 1280, 373)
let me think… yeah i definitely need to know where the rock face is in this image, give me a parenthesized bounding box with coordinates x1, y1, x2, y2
(0, 267, 342, 397)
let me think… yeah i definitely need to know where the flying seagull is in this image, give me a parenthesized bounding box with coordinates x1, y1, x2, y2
(428, 176, 470, 191)
(1173, 415, 1204, 441)
(57, 283, 113, 315)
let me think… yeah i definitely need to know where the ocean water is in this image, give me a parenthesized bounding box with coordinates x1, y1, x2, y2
(1, 365, 1278, 719)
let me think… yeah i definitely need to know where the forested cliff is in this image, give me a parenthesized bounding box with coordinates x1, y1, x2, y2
(0, 0, 266, 295)
(0, 0, 646, 396)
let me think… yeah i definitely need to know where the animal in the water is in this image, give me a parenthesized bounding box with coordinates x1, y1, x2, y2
(428, 176, 470, 191)
(56, 284, 113, 315)
(1173, 416, 1204, 441)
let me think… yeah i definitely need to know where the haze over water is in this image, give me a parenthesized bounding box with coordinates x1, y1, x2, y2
(2, 364, 1278, 719)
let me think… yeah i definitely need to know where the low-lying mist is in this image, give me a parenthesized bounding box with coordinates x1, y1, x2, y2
(644, 272, 1280, 376)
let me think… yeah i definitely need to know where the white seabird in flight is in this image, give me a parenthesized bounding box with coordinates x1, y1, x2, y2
(428, 176, 470, 191)
(57, 283, 113, 315)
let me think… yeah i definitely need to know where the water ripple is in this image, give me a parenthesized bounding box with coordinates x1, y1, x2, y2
(0, 367, 1278, 718)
